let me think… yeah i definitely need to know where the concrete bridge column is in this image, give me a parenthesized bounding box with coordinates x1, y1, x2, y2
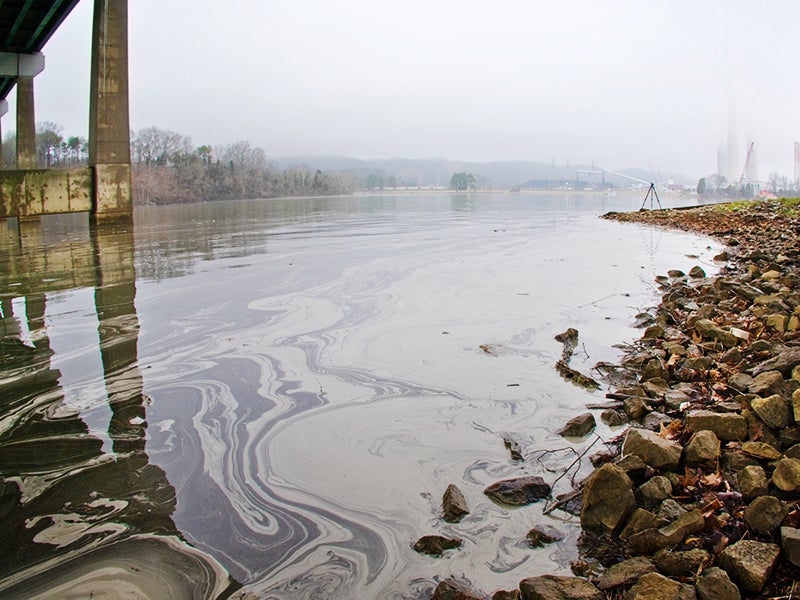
(16, 77, 41, 236)
(89, 0, 132, 226)
(0, 99, 7, 168)
(15, 76, 37, 169)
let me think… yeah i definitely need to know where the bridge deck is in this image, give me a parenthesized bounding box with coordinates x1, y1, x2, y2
(0, 0, 81, 100)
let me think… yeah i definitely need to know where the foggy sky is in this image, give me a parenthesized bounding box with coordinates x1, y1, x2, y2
(9, 0, 800, 179)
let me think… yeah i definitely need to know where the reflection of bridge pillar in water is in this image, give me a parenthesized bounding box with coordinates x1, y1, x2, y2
(0, 222, 233, 597)
(16, 216, 42, 249)
(93, 227, 146, 454)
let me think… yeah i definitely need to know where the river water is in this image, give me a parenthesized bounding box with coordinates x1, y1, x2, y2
(0, 192, 722, 599)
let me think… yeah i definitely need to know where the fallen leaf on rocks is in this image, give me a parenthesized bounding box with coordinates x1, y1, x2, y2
(700, 472, 724, 489)
(679, 468, 700, 489)
(700, 497, 724, 518)
(658, 420, 683, 440)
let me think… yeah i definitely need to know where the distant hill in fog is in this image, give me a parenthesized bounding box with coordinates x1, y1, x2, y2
(271, 155, 690, 189)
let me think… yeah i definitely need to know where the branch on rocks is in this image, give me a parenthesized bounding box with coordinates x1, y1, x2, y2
(543, 487, 583, 516)
(531, 446, 580, 473)
(540, 435, 607, 514)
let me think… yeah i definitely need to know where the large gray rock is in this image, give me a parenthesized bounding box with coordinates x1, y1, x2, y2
(526, 525, 563, 548)
(431, 578, 486, 600)
(580, 463, 636, 534)
(601, 409, 626, 427)
(741, 441, 782, 461)
(622, 428, 682, 472)
(484, 476, 551, 506)
(492, 591, 520, 600)
(641, 358, 669, 382)
(752, 347, 800, 377)
(595, 556, 655, 591)
(683, 430, 720, 469)
(619, 508, 669, 540)
(615, 455, 648, 483)
(695, 567, 741, 600)
(622, 572, 696, 600)
(627, 510, 705, 555)
(623, 396, 652, 421)
(664, 389, 693, 411)
(656, 499, 688, 521)
(728, 372, 754, 393)
(749, 370, 785, 396)
(643, 411, 674, 431)
(413, 535, 463, 556)
(635, 476, 672, 510)
(688, 265, 706, 279)
(772, 457, 800, 492)
(737, 465, 768, 501)
(442, 484, 469, 523)
(793, 388, 800, 422)
(744, 495, 788, 535)
(721, 280, 764, 302)
(693, 318, 737, 348)
(654, 548, 709, 578)
(558, 413, 596, 438)
(685, 410, 747, 441)
(718, 540, 780, 594)
(780, 526, 800, 567)
(721, 449, 761, 472)
(519, 575, 603, 600)
(751, 394, 790, 429)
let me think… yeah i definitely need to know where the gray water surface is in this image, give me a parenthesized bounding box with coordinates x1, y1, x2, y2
(0, 192, 721, 598)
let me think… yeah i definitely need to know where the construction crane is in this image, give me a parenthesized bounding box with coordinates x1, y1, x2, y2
(739, 142, 755, 185)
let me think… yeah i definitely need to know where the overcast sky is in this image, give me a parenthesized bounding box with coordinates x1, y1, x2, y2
(8, 0, 800, 179)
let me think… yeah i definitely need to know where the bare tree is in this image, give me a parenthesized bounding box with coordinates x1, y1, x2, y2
(131, 126, 192, 166)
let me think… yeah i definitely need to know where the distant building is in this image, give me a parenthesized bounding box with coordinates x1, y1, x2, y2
(717, 144, 726, 185)
(727, 110, 739, 184)
(795, 141, 800, 184)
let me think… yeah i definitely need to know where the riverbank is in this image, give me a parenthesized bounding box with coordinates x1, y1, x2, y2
(575, 199, 800, 598)
(432, 199, 800, 599)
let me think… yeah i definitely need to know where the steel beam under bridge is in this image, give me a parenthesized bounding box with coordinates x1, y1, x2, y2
(0, 0, 132, 226)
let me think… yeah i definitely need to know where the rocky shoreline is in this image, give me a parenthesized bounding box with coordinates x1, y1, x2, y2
(425, 199, 800, 599)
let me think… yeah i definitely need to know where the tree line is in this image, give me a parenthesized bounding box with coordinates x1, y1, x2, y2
(1, 123, 364, 205)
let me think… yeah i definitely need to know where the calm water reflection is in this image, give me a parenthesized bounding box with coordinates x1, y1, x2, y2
(0, 193, 720, 598)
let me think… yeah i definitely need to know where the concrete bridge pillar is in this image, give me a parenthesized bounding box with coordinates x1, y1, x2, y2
(89, 0, 132, 226)
(15, 73, 41, 231)
(15, 76, 37, 169)
(0, 99, 7, 168)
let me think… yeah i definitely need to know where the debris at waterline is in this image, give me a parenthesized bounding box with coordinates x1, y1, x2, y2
(417, 199, 800, 598)
(554, 327, 601, 390)
(572, 199, 800, 598)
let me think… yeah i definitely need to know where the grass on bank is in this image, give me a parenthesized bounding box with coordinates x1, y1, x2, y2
(711, 197, 800, 217)
(777, 197, 800, 216)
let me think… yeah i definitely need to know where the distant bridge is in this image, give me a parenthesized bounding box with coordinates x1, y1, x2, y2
(0, 0, 132, 227)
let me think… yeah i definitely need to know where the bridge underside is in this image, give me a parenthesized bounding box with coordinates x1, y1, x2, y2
(0, 0, 81, 100)
(0, 0, 132, 226)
